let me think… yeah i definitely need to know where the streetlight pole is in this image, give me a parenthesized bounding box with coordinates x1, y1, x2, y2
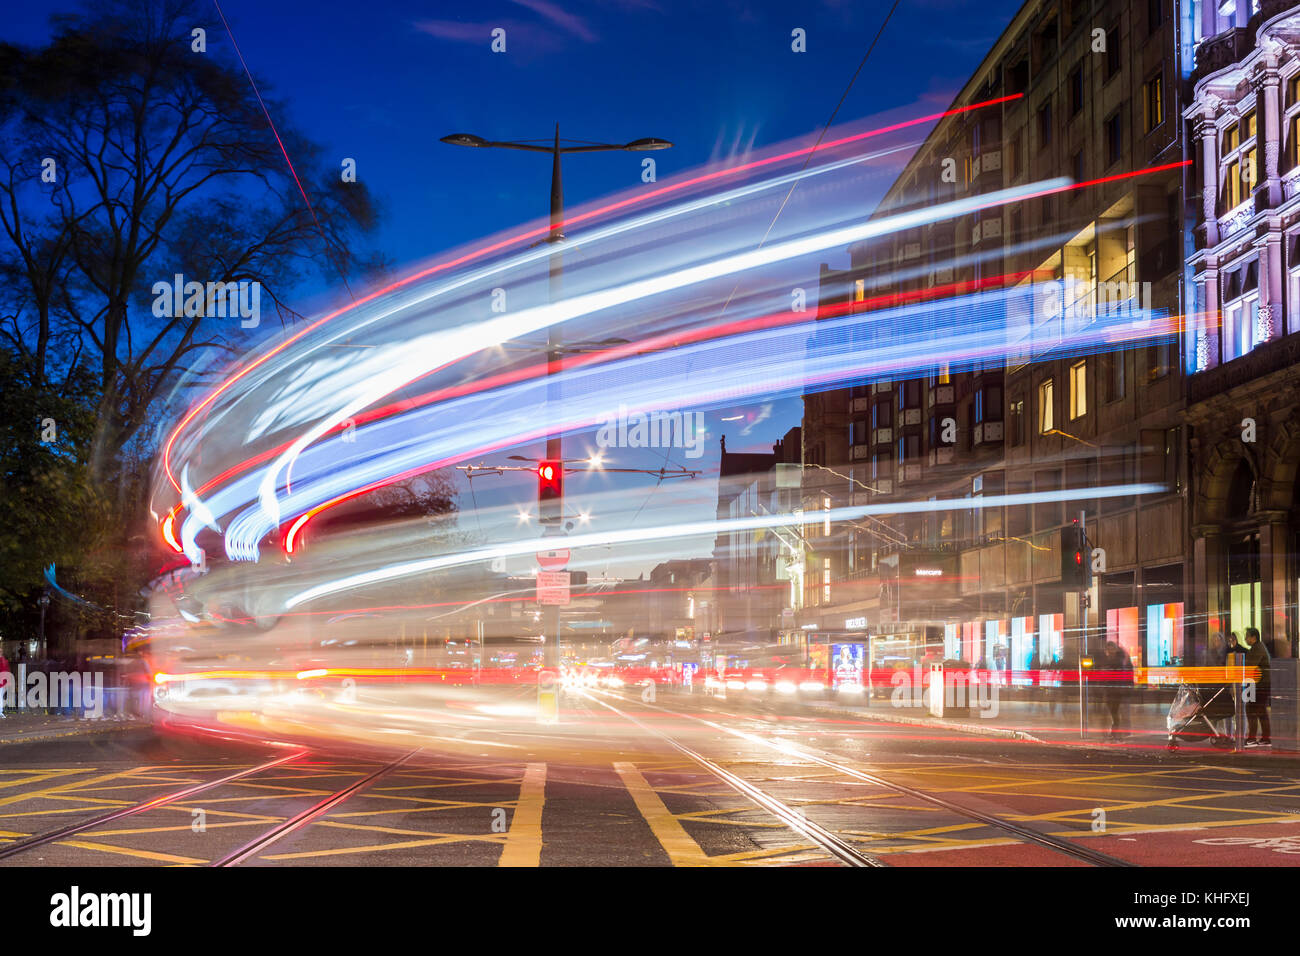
(442, 127, 671, 670)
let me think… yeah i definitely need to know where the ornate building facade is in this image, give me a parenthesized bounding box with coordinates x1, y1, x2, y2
(1185, 0, 1300, 659)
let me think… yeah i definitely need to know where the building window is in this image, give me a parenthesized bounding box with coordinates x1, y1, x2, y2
(1105, 109, 1124, 167)
(1104, 350, 1126, 402)
(1143, 72, 1163, 132)
(1146, 339, 1174, 381)
(975, 384, 1003, 423)
(1223, 261, 1261, 361)
(1164, 427, 1181, 493)
(1147, 0, 1163, 32)
(1287, 74, 1300, 171)
(1070, 64, 1084, 116)
(854, 278, 865, 302)
(1221, 113, 1256, 213)
(1072, 150, 1085, 185)
(822, 557, 831, 603)
(1069, 360, 1087, 419)
(1009, 397, 1026, 446)
(872, 451, 892, 481)
(1038, 101, 1053, 150)
(1039, 378, 1056, 433)
(897, 380, 921, 410)
(1105, 26, 1120, 79)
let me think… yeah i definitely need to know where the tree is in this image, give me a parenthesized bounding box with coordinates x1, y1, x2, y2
(0, 0, 383, 644)
(0, 0, 382, 483)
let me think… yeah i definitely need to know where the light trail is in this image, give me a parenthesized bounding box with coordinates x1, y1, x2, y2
(283, 483, 1165, 608)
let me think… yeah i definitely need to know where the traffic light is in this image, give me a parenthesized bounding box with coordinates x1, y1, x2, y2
(537, 460, 563, 524)
(1060, 521, 1090, 590)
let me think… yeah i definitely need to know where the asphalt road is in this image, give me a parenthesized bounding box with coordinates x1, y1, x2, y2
(4, 687, 1300, 867)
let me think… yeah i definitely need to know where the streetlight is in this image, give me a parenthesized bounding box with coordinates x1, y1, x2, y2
(442, 125, 672, 668)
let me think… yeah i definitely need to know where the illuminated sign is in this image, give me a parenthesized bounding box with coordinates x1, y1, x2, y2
(845, 617, 868, 629)
(914, 568, 943, 577)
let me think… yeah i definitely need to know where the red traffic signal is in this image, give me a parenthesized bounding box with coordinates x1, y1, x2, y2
(1060, 522, 1091, 589)
(537, 459, 563, 522)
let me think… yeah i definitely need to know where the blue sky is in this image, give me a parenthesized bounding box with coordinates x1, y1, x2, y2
(7, 0, 1027, 576)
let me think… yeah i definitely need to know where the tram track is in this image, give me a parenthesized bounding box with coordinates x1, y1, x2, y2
(588, 689, 1132, 867)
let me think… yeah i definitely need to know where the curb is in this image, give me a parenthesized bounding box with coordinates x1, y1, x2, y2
(796, 704, 1043, 742)
(0, 719, 149, 745)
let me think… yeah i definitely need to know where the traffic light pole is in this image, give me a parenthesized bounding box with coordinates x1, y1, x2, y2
(543, 125, 564, 671)
(1078, 509, 1088, 739)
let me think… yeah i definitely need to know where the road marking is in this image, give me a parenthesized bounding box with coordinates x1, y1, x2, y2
(56, 838, 206, 865)
(498, 762, 546, 867)
(614, 762, 710, 867)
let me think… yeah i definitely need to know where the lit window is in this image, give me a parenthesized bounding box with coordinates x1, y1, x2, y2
(1143, 73, 1163, 132)
(823, 495, 831, 536)
(1070, 361, 1087, 419)
(1220, 114, 1255, 213)
(823, 558, 831, 603)
(1039, 378, 1055, 434)
(854, 279, 865, 302)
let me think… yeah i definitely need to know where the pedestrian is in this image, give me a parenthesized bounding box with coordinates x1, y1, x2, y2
(1099, 641, 1120, 736)
(1109, 642, 1134, 739)
(1243, 626, 1271, 748)
(0, 650, 9, 718)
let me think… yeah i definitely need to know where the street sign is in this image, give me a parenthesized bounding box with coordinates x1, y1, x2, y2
(537, 570, 571, 605)
(536, 548, 570, 570)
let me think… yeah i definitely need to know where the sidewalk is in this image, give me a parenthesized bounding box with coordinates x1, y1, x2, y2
(0, 710, 149, 744)
(703, 689, 1300, 757)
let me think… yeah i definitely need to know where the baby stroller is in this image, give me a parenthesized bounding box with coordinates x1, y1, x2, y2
(1166, 683, 1234, 751)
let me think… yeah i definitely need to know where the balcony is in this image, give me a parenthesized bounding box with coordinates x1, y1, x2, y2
(972, 218, 1002, 246)
(1191, 27, 1250, 84)
(1189, 332, 1300, 405)
(973, 150, 1001, 178)
(1217, 195, 1255, 238)
(973, 421, 1004, 446)
(928, 446, 955, 467)
(928, 384, 955, 406)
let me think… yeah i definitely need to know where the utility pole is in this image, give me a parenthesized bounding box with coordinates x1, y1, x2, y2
(441, 127, 672, 671)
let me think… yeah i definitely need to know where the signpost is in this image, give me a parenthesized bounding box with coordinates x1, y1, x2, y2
(536, 548, 570, 570)
(537, 570, 571, 606)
